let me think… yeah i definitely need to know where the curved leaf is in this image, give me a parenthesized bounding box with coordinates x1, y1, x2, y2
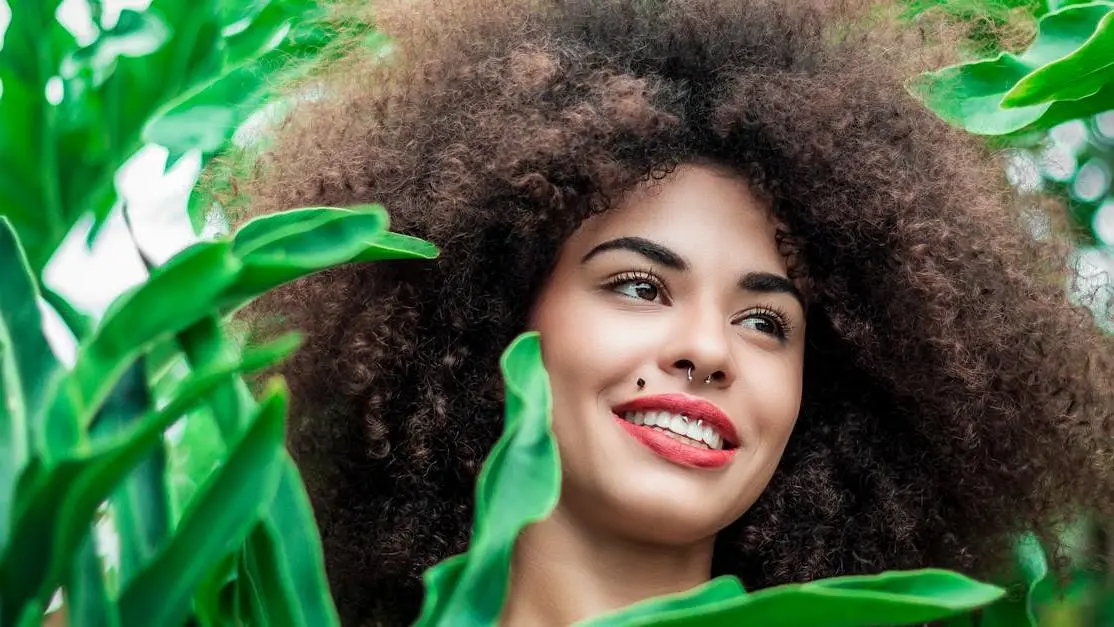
(908, 1, 1114, 135)
(221, 206, 439, 312)
(0, 217, 63, 554)
(117, 385, 288, 627)
(609, 570, 1004, 627)
(415, 332, 558, 627)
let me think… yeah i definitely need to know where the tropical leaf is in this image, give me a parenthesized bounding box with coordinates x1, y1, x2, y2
(415, 332, 559, 626)
(907, 1, 1114, 135)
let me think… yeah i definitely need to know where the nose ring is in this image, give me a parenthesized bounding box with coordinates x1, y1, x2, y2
(687, 366, 714, 385)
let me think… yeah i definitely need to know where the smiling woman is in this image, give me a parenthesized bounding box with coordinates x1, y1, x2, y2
(238, 0, 1114, 625)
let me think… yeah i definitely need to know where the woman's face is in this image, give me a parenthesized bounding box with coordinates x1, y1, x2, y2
(531, 164, 806, 546)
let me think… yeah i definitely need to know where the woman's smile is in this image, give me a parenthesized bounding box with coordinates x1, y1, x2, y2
(613, 393, 739, 468)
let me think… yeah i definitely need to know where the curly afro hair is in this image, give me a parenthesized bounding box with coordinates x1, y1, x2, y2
(239, 0, 1114, 624)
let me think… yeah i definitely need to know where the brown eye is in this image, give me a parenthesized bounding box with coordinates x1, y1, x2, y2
(615, 280, 661, 302)
(736, 308, 791, 339)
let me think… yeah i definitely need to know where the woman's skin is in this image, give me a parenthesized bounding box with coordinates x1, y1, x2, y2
(509, 164, 807, 625)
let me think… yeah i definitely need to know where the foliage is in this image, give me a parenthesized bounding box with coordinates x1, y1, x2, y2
(0, 0, 436, 625)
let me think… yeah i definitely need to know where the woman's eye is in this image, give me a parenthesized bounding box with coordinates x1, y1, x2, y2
(614, 280, 661, 302)
(738, 314, 786, 338)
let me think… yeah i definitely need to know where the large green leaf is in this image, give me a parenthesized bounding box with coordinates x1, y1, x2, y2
(415, 332, 559, 626)
(117, 385, 288, 627)
(579, 577, 747, 626)
(238, 460, 341, 627)
(222, 206, 439, 312)
(0, 217, 63, 553)
(0, 336, 294, 622)
(41, 241, 243, 458)
(907, 1, 1114, 135)
(589, 570, 1004, 627)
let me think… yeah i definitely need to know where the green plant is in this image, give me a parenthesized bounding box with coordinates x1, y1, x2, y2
(0, 0, 437, 625)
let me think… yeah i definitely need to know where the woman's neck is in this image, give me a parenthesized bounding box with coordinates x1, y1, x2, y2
(501, 504, 715, 626)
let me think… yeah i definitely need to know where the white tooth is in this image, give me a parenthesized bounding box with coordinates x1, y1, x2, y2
(709, 432, 723, 450)
(686, 420, 703, 440)
(656, 411, 672, 426)
(637, 412, 651, 426)
(701, 425, 716, 446)
(633, 412, 645, 426)
(669, 415, 687, 435)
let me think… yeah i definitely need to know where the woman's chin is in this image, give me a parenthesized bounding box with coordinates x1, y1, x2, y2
(567, 475, 742, 546)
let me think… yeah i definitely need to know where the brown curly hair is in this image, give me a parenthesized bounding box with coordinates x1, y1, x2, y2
(239, 0, 1114, 624)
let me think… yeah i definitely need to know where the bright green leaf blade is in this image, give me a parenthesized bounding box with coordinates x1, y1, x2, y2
(0, 337, 291, 621)
(415, 332, 558, 627)
(0, 217, 63, 552)
(247, 459, 342, 627)
(906, 57, 1053, 135)
(222, 207, 439, 312)
(580, 577, 747, 626)
(1003, 3, 1114, 106)
(41, 241, 243, 457)
(908, 1, 1114, 134)
(617, 569, 1004, 627)
(117, 385, 288, 627)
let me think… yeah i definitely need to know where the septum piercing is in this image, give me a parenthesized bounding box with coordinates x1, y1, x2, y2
(686, 366, 714, 385)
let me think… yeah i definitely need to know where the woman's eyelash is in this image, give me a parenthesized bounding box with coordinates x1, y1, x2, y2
(603, 269, 663, 289)
(737, 305, 795, 339)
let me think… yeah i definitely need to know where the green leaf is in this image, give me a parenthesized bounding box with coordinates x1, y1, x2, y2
(599, 569, 1004, 627)
(908, 1, 1114, 135)
(415, 332, 558, 627)
(580, 577, 747, 626)
(117, 385, 288, 627)
(0, 217, 63, 553)
(1002, 3, 1114, 106)
(221, 206, 439, 312)
(239, 459, 341, 627)
(90, 359, 171, 590)
(40, 241, 243, 458)
(0, 337, 291, 622)
(982, 533, 1054, 627)
(67, 527, 121, 627)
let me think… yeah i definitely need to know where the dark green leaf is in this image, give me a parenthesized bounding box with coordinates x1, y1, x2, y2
(240, 459, 342, 627)
(415, 332, 558, 626)
(91, 359, 171, 589)
(0, 217, 64, 553)
(117, 386, 288, 627)
(0, 337, 290, 622)
(67, 527, 120, 627)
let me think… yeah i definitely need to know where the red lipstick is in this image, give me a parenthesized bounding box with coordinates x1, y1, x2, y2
(612, 394, 739, 469)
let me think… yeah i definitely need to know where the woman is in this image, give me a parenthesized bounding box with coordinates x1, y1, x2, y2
(242, 0, 1114, 624)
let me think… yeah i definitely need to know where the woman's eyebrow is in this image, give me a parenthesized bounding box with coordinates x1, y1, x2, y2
(579, 236, 687, 270)
(741, 272, 805, 309)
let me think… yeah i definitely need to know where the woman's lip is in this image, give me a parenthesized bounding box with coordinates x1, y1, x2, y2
(612, 393, 739, 447)
(614, 416, 737, 468)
